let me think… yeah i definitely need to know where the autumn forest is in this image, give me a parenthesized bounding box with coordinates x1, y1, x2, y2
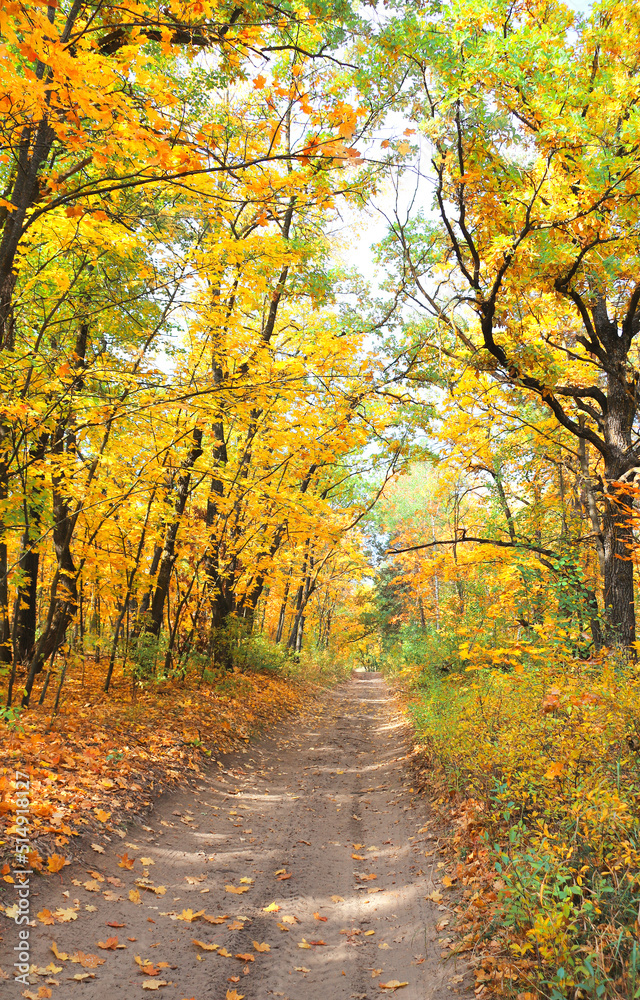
(3, 0, 640, 997)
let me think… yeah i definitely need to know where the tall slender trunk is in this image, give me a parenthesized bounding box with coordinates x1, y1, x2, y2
(20, 321, 87, 705)
(0, 424, 10, 668)
(275, 571, 292, 644)
(13, 432, 48, 662)
(147, 427, 203, 637)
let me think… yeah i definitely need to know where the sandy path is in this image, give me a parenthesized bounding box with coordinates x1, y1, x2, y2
(2, 673, 470, 999)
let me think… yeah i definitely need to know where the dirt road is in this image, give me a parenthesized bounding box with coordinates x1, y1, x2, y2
(2, 673, 470, 999)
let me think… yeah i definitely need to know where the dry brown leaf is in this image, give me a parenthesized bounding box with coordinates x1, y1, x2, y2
(380, 981, 409, 990)
(97, 937, 119, 950)
(47, 854, 67, 873)
(225, 885, 249, 894)
(129, 889, 142, 905)
(192, 939, 219, 951)
(175, 908, 205, 922)
(37, 908, 55, 925)
(253, 941, 270, 953)
(91, 844, 105, 854)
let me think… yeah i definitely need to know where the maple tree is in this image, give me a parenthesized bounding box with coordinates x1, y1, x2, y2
(0, 0, 401, 705)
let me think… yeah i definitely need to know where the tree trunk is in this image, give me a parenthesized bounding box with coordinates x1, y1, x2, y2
(601, 370, 636, 650)
(13, 433, 48, 662)
(602, 479, 635, 648)
(147, 427, 203, 637)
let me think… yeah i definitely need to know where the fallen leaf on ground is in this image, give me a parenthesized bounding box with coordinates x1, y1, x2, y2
(295, 966, 310, 973)
(225, 885, 249, 894)
(118, 853, 135, 869)
(37, 909, 55, 925)
(50, 943, 68, 961)
(192, 940, 219, 951)
(253, 941, 270, 953)
(95, 809, 111, 822)
(331, 895, 344, 903)
(107, 921, 126, 928)
(47, 854, 67, 873)
(129, 890, 141, 905)
(235, 953, 254, 962)
(91, 844, 105, 854)
(380, 981, 408, 990)
(298, 939, 311, 949)
(262, 902, 279, 912)
(97, 937, 119, 950)
(176, 908, 205, 922)
(281, 915, 298, 924)
(203, 914, 228, 924)
(53, 908, 77, 922)
(72, 951, 105, 969)
(141, 981, 168, 990)
(313, 912, 327, 921)
(226, 991, 245, 1000)
(425, 890, 443, 903)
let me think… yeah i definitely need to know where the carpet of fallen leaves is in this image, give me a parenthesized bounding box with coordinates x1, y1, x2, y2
(0, 661, 312, 871)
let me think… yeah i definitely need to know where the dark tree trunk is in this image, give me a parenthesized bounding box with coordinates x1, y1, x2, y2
(147, 428, 203, 637)
(20, 321, 88, 706)
(13, 433, 48, 662)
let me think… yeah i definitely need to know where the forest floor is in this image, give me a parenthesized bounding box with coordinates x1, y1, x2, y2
(0, 673, 471, 1000)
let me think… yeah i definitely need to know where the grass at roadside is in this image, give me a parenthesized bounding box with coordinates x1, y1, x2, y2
(391, 655, 640, 1000)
